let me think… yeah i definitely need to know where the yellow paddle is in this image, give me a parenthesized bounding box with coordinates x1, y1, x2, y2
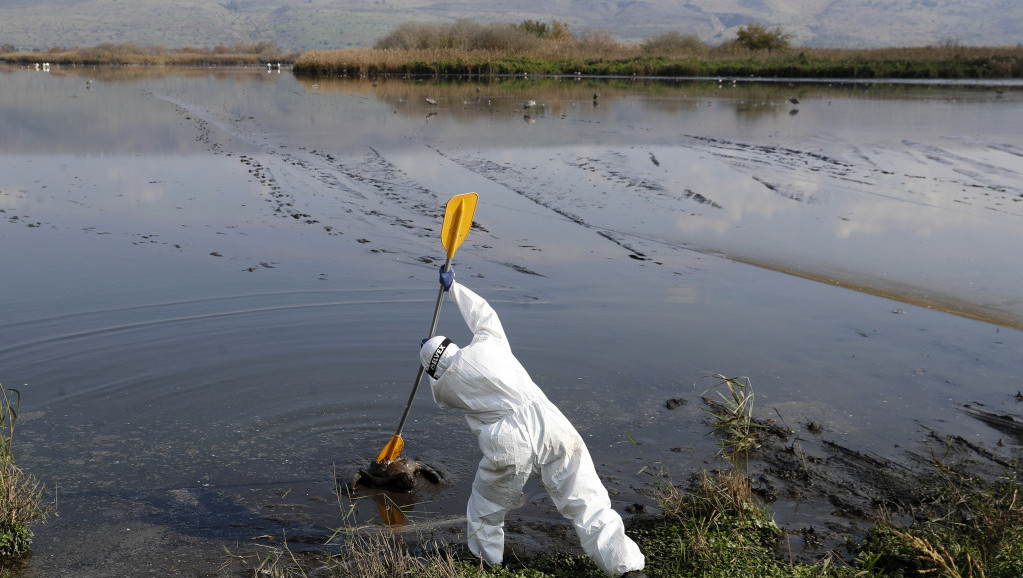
(376, 192, 478, 463)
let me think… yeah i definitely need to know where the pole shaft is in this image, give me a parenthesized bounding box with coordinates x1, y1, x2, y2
(393, 258, 451, 438)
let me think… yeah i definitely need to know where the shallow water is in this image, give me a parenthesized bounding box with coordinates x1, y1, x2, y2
(1, 65, 1021, 575)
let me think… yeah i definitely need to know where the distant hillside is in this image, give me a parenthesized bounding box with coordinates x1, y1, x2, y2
(1, 0, 1021, 52)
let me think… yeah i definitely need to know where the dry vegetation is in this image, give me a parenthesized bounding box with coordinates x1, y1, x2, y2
(236, 374, 1023, 577)
(293, 20, 1023, 79)
(0, 41, 296, 67)
(3, 18, 1020, 79)
(0, 385, 52, 561)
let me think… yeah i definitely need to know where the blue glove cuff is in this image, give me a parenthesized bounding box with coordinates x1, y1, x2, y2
(439, 265, 454, 291)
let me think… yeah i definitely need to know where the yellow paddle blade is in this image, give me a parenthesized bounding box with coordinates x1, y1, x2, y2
(377, 501, 407, 526)
(376, 434, 403, 463)
(441, 192, 478, 259)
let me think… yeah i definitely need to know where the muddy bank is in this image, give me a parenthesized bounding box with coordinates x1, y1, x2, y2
(741, 400, 1022, 562)
(324, 394, 1023, 572)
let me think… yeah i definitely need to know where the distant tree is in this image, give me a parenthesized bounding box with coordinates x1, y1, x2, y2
(376, 19, 546, 52)
(642, 31, 706, 56)
(518, 19, 548, 37)
(575, 28, 622, 58)
(548, 20, 571, 41)
(517, 19, 570, 41)
(0, 44, 16, 53)
(735, 23, 792, 51)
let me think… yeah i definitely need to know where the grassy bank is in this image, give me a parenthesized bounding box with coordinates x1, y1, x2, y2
(0, 384, 51, 566)
(0, 42, 296, 67)
(292, 45, 1023, 79)
(230, 376, 1023, 577)
(2, 39, 1019, 79)
(235, 462, 1022, 577)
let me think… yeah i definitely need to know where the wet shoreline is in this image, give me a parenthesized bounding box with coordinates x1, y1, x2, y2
(731, 255, 1023, 332)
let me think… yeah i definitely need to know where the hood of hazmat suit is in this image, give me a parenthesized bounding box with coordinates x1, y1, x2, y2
(420, 283, 546, 425)
(420, 281, 645, 577)
(421, 335, 458, 380)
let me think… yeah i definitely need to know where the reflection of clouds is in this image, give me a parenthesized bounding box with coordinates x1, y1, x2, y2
(0, 189, 25, 210)
(671, 135, 1021, 252)
(833, 215, 884, 239)
(828, 192, 949, 241)
(471, 134, 1022, 324)
(1, 155, 257, 232)
(823, 142, 1015, 242)
(672, 162, 801, 236)
(137, 184, 166, 204)
(105, 166, 166, 204)
(666, 284, 698, 304)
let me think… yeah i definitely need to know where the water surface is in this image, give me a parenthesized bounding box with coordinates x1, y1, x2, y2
(1, 65, 1021, 575)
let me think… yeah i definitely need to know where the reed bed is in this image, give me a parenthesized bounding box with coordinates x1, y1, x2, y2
(0, 42, 296, 67)
(294, 43, 1023, 79)
(4, 36, 1019, 79)
(0, 384, 52, 560)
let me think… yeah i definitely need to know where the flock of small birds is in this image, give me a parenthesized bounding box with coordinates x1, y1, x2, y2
(423, 90, 605, 112)
(420, 87, 818, 115)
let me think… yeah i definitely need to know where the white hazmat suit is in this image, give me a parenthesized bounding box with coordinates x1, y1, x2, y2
(420, 281, 645, 577)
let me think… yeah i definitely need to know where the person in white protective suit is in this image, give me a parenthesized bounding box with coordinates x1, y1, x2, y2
(419, 267, 647, 578)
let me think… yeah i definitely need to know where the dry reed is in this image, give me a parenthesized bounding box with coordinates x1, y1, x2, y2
(294, 39, 1023, 79)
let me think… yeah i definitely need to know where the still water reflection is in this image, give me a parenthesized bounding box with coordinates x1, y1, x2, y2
(0, 65, 1021, 575)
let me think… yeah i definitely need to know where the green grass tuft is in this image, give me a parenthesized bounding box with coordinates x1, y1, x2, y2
(0, 384, 52, 561)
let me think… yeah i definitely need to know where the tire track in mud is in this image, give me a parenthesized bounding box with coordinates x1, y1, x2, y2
(567, 149, 727, 211)
(441, 150, 659, 264)
(438, 147, 765, 272)
(899, 140, 1023, 216)
(297, 145, 473, 243)
(236, 153, 320, 227)
(256, 145, 465, 260)
(283, 146, 505, 272)
(691, 134, 1023, 217)
(570, 151, 668, 197)
(162, 92, 712, 278)
(691, 134, 966, 210)
(688, 134, 858, 205)
(161, 95, 489, 273)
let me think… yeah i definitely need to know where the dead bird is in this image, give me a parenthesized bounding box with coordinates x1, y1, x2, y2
(356, 457, 443, 493)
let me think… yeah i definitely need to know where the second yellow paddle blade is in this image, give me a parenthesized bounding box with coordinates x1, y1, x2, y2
(441, 192, 478, 259)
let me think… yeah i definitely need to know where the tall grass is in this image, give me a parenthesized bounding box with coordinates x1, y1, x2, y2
(0, 384, 52, 560)
(857, 453, 1023, 577)
(0, 42, 296, 67)
(226, 490, 473, 578)
(240, 532, 466, 578)
(294, 44, 1023, 79)
(3, 21, 1020, 79)
(700, 374, 766, 461)
(294, 22, 1023, 79)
